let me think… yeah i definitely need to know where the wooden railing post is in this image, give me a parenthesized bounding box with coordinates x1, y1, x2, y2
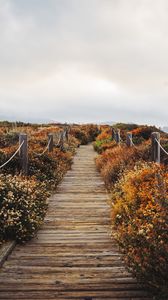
(59, 131, 64, 151)
(19, 133, 28, 175)
(151, 132, 160, 164)
(111, 128, 115, 140)
(65, 128, 69, 142)
(115, 129, 120, 144)
(48, 134, 53, 152)
(126, 132, 133, 147)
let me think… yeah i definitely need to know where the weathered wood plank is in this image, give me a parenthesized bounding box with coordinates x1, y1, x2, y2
(0, 241, 16, 267)
(0, 145, 153, 299)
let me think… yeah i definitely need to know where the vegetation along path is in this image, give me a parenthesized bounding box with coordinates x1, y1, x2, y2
(0, 145, 153, 299)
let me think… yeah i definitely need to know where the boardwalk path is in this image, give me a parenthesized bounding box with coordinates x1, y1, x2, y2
(0, 145, 152, 299)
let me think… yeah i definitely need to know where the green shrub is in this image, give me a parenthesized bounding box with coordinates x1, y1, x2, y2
(93, 138, 116, 153)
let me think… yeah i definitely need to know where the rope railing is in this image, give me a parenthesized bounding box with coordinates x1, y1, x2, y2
(111, 128, 168, 164)
(0, 140, 24, 169)
(63, 131, 67, 140)
(32, 137, 52, 157)
(119, 136, 124, 143)
(0, 128, 70, 175)
(54, 132, 62, 147)
(155, 138, 168, 157)
(32, 129, 68, 156)
(127, 135, 137, 149)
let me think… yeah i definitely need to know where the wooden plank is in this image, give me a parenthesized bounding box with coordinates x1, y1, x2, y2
(0, 241, 16, 267)
(0, 145, 153, 299)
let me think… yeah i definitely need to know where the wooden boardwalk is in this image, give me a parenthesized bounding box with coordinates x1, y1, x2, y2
(0, 145, 152, 300)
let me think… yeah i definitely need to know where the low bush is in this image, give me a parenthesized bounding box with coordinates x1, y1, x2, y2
(131, 126, 160, 145)
(95, 143, 150, 189)
(160, 139, 168, 165)
(111, 163, 168, 297)
(0, 147, 73, 189)
(84, 124, 100, 142)
(0, 132, 19, 148)
(113, 123, 139, 132)
(94, 124, 168, 297)
(71, 124, 99, 145)
(29, 149, 73, 189)
(112, 123, 139, 142)
(0, 145, 20, 175)
(0, 174, 49, 244)
(71, 128, 88, 145)
(93, 127, 117, 153)
(93, 139, 116, 154)
(0, 125, 77, 245)
(96, 129, 111, 141)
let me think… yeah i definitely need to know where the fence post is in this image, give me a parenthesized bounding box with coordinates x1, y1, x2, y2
(126, 132, 133, 147)
(65, 128, 69, 142)
(48, 134, 53, 152)
(111, 128, 115, 140)
(59, 131, 64, 151)
(151, 132, 160, 164)
(115, 129, 120, 144)
(19, 133, 28, 175)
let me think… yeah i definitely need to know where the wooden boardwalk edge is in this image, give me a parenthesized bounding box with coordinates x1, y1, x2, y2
(0, 145, 154, 299)
(0, 241, 16, 268)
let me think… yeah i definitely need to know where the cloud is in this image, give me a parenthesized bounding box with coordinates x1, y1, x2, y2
(0, 0, 168, 125)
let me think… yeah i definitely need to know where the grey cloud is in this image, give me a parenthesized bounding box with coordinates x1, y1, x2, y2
(0, 0, 168, 125)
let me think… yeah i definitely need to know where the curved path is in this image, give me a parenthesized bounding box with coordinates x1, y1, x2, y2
(0, 145, 152, 299)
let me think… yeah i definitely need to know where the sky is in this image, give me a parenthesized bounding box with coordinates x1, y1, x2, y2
(0, 0, 168, 125)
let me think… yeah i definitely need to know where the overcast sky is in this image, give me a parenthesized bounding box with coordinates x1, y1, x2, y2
(0, 0, 168, 125)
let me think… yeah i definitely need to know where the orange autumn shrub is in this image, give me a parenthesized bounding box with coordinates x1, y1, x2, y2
(131, 126, 160, 145)
(0, 128, 6, 135)
(160, 139, 168, 165)
(71, 124, 99, 145)
(70, 127, 88, 145)
(82, 124, 100, 142)
(93, 127, 116, 153)
(0, 144, 21, 175)
(0, 123, 78, 245)
(0, 142, 73, 189)
(112, 123, 139, 142)
(96, 143, 150, 189)
(93, 139, 116, 154)
(96, 128, 111, 141)
(113, 123, 139, 132)
(111, 162, 168, 297)
(0, 125, 76, 189)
